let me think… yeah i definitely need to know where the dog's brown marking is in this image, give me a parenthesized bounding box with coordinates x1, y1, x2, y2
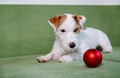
(49, 15, 67, 30)
(73, 27, 80, 33)
(73, 15, 85, 33)
(73, 15, 82, 25)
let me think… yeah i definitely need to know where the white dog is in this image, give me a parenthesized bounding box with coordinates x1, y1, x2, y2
(37, 14, 112, 63)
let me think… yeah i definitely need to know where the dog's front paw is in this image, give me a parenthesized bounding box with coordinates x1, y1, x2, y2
(59, 55, 73, 63)
(52, 53, 61, 60)
(36, 56, 47, 63)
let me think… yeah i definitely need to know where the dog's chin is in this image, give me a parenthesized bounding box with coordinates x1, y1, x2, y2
(69, 48, 77, 52)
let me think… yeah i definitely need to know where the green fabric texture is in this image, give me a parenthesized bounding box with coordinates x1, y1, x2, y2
(0, 5, 120, 78)
(0, 5, 120, 57)
(0, 47, 120, 78)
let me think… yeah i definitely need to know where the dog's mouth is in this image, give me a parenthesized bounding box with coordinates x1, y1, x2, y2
(65, 48, 78, 54)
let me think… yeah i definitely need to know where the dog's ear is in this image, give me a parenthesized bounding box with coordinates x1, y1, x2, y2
(48, 15, 66, 31)
(73, 15, 86, 29)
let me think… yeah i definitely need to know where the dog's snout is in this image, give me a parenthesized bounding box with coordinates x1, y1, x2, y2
(69, 42, 75, 48)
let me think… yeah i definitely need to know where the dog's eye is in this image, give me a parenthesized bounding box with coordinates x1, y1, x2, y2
(61, 29, 65, 33)
(74, 28, 78, 32)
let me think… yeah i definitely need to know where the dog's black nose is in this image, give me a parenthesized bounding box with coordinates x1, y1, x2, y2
(69, 42, 75, 48)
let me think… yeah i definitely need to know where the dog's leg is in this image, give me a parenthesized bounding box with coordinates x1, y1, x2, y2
(37, 41, 63, 62)
(37, 51, 63, 63)
(37, 53, 53, 62)
(99, 43, 112, 53)
(59, 52, 82, 63)
(59, 55, 73, 63)
(98, 32, 112, 53)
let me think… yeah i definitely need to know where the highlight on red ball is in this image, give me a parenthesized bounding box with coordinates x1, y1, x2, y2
(83, 49, 102, 68)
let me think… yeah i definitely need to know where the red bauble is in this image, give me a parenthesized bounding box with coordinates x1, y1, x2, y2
(83, 49, 102, 68)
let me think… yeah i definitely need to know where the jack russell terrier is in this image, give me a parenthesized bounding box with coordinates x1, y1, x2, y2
(37, 14, 112, 63)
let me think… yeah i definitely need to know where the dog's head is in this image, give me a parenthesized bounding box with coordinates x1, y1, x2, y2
(48, 14, 86, 51)
(48, 14, 86, 31)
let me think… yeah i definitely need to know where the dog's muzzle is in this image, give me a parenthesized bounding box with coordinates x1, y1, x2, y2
(69, 42, 75, 48)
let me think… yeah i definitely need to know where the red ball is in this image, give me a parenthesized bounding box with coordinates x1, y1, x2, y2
(83, 49, 102, 68)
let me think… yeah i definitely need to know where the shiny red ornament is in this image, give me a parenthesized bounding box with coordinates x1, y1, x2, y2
(83, 49, 102, 68)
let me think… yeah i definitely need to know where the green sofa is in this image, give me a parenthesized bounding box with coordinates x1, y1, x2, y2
(0, 5, 120, 78)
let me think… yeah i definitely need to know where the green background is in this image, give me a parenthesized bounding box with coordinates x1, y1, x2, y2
(0, 5, 120, 58)
(0, 5, 120, 78)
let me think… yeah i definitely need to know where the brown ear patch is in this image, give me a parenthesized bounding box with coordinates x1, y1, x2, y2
(73, 15, 82, 24)
(49, 15, 66, 30)
(73, 15, 84, 32)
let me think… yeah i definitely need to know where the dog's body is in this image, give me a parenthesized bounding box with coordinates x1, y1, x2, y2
(37, 14, 112, 63)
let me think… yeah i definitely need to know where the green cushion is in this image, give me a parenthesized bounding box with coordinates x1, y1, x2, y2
(0, 47, 120, 78)
(0, 5, 120, 57)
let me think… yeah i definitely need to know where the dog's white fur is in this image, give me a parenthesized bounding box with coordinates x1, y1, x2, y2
(37, 14, 112, 63)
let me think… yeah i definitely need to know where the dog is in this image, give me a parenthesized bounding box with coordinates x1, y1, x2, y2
(37, 14, 112, 63)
